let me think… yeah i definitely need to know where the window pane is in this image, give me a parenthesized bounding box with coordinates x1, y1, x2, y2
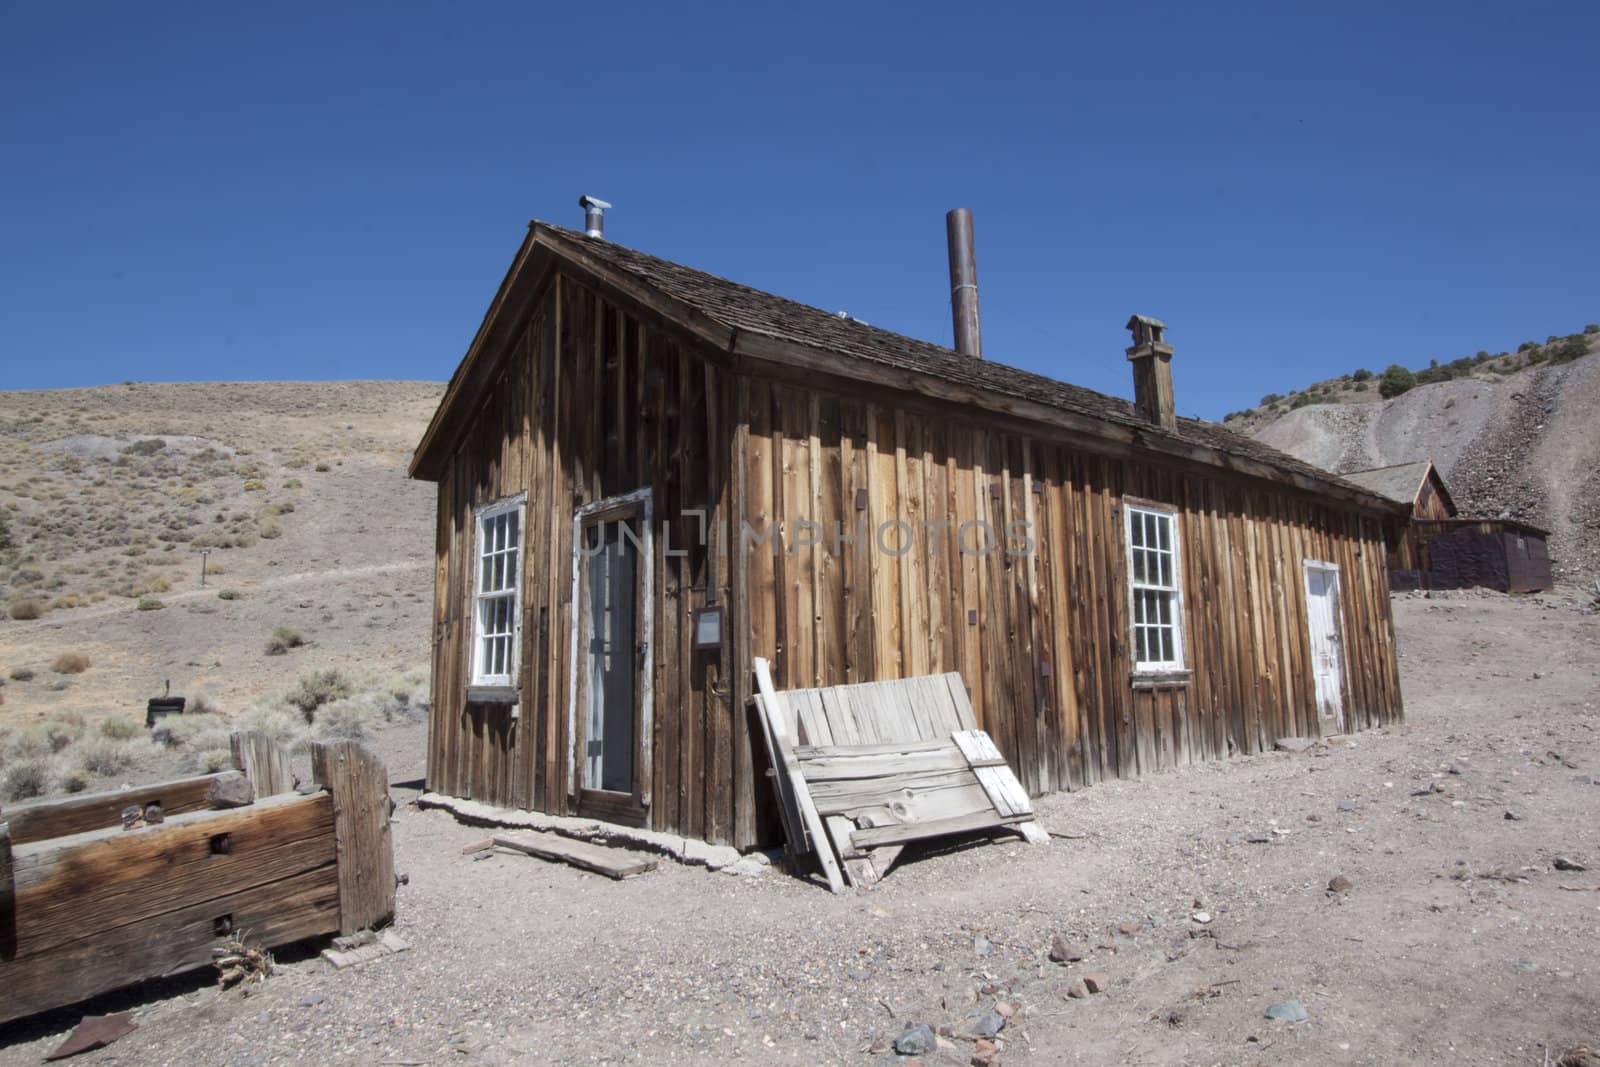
(1135, 626, 1147, 663)
(1157, 515, 1170, 551)
(1159, 553, 1172, 588)
(1132, 549, 1146, 583)
(507, 511, 519, 548)
(1158, 593, 1171, 625)
(1130, 515, 1144, 547)
(1161, 628, 1174, 663)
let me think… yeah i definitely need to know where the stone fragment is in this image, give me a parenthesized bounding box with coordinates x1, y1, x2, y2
(207, 771, 255, 809)
(1048, 934, 1086, 963)
(1065, 979, 1089, 999)
(894, 1024, 937, 1056)
(1264, 1000, 1308, 1022)
(1275, 737, 1315, 753)
(1116, 921, 1143, 935)
(1082, 973, 1111, 994)
(1328, 874, 1354, 893)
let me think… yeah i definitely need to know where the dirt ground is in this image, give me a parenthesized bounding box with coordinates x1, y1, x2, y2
(2, 589, 1596, 1065)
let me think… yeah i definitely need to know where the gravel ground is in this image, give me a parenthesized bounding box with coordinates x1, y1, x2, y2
(3, 590, 1598, 1065)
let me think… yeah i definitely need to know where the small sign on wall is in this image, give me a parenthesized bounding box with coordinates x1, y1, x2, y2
(692, 607, 723, 651)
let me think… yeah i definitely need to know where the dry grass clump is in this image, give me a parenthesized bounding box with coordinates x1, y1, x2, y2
(214, 933, 273, 989)
(1, 757, 53, 801)
(51, 651, 91, 674)
(265, 626, 304, 655)
(76, 736, 150, 777)
(218, 588, 241, 600)
(99, 716, 142, 741)
(9, 598, 43, 620)
(181, 747, 234, 774)
(205, 560, 225, 575)
(289, 669, 352, 720)
(137, 598, 165, 611)
(10, 666, 35, 681)
(258, 516, 283, 539)
(151, 712, 231, 752)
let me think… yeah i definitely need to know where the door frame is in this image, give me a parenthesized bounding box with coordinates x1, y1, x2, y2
(1301, 559, 1348, 733)
(565, 487, 653, 823)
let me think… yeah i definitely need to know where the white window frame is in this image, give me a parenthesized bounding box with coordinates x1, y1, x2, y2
(469, 493, 526, 699)
(1124, 500, 1186, 674)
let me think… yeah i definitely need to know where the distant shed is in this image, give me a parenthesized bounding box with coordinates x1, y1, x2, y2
(1341, 459, 1551, 592)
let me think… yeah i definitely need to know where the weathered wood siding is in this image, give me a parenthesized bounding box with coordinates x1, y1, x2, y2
(734, 375, 1404, 806)
(429, 272, 750, 844)
(428, 266, 1404, 851)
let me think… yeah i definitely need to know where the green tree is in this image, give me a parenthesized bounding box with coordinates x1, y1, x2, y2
(1351, 368, 1373, 381)
(1378, 363, 1417, 399)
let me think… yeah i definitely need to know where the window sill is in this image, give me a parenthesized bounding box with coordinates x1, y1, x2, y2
(1130, 669, 1192, 690)
(466, 684, 519, 705)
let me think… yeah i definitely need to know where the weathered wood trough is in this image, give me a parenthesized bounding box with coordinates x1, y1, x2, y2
(0, 732, 394, 1025)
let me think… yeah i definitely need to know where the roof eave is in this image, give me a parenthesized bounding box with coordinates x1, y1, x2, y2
(730, 328, 1405, 516)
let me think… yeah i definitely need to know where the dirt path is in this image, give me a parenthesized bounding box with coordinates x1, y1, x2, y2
(2, 590, 1596, 1065)
(17, 561, 428, 632)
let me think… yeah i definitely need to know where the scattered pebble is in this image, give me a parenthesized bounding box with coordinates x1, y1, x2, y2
(1264, 1000, 1308, 1022)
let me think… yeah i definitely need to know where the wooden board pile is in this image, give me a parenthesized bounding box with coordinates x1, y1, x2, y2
(753, 658, 1046, 892)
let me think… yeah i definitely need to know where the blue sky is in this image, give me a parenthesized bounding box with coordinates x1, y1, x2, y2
(2, 3, 1595, 419)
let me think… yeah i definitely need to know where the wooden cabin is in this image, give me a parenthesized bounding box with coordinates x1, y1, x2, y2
(1343, 460, 1552, 592)
(410, 212, 1407, 851)
(1341, 459, 1456, 579)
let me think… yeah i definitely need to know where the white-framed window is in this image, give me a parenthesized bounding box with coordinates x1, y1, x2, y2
(1125, 501, 1185, 672)
(472, 494, 525, 688)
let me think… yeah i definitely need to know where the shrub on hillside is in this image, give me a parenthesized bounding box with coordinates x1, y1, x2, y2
(1, 758, 53, 801)
(289, 669, 353, 720)
(136, 598, 165, 611)
(1378, 364, 1417, 399)
(265, 626, 304, 655)
(76, 737, 144, 776)
(1550, 335, 1590, 365)
(51, 651, 90, 674)
(1259, 393, 1283, 406)
(99, 717, 141, 741)
(9, 599, 43, 620)
(1585, 324, 1599, 334)
(120, 438, 167, 456)
(1351, 368, 1372, 381)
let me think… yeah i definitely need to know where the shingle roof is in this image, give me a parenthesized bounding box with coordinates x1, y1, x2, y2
(536, 223, 1380, 503)
(1338, 461, 1436, 506)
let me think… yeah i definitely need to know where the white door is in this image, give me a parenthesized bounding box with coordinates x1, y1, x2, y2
(1303, 562, 1345, 731)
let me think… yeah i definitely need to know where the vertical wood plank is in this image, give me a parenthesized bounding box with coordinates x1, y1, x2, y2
(310, 741, 395, 935)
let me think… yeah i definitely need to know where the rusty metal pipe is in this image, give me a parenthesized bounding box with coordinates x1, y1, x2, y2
(946, 208, 981, 358)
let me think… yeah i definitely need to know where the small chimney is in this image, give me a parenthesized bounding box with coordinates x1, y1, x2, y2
(579, 195, 612, 239)
(945, 208, 982, 358)
(1126, 315, 1176, 430)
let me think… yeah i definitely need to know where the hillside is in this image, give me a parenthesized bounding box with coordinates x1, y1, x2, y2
(0, 381, 442, 799)
(1244, 349, 1600, 581)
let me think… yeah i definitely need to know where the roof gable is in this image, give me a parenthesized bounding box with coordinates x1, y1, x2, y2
(412, 222, 1401, 514)
(1339, 460, 1456, 514)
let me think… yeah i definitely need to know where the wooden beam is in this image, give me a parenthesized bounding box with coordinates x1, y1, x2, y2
(310, 741, 396, 935)
(753, 657, 846, 893)
(1, 863, 337, 1026)
(0, 822, 13, 962)
(1, 773, 230, 846)
(491, 833, 657, 880)
(9, 793, 334, 962)
(230, 731, 295, 798)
